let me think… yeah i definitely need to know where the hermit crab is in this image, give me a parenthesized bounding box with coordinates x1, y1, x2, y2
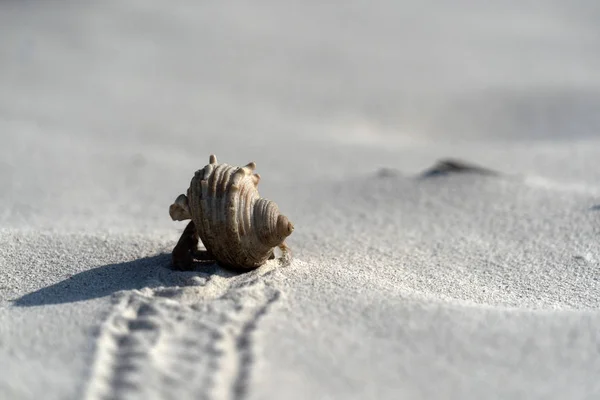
(169, 154, 294, 270)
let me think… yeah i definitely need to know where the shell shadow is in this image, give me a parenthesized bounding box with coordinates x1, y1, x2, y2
(12, 254, 243, 307)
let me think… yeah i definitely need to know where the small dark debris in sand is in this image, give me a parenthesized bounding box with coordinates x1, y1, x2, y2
(376, 167, 402, 178)
(590, 205, 600, 211)
(420, 159, 499, 178)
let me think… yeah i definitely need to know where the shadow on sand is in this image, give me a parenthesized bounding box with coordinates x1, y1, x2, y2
(591, 205, 600, 211)
(13, 254, 230, 307)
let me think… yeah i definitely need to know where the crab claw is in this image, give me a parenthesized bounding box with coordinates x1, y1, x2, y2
(169, 194, 191, 221)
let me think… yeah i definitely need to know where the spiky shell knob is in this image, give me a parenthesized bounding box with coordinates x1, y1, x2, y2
(169, 154, 294, 269)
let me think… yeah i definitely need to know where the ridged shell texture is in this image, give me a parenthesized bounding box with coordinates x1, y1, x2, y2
(170, 155, 294, 268)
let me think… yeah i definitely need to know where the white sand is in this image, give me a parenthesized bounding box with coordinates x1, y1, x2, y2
(2, 2, 600, 399)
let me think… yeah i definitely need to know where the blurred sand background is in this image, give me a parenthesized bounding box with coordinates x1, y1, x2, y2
(1, 1, 600, 399)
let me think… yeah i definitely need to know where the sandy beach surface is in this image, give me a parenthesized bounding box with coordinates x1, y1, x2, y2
(2, 2, 600, 399)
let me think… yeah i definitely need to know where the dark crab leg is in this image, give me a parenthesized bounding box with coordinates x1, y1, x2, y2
(171, 220, 199, 270)
(192, 248, 216, 261)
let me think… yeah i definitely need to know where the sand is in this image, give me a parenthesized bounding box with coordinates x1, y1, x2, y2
(2, 2, 600, 399)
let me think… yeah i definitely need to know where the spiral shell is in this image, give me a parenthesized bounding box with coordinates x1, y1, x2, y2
(169, 154, 294, 269)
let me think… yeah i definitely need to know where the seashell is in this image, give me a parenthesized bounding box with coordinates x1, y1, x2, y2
(169, 154, 294, 270)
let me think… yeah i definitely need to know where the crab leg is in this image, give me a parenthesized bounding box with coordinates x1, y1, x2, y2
(171, 220, 200, 270)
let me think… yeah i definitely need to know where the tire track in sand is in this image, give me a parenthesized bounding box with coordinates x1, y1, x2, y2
(84, 261, 285, 400)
